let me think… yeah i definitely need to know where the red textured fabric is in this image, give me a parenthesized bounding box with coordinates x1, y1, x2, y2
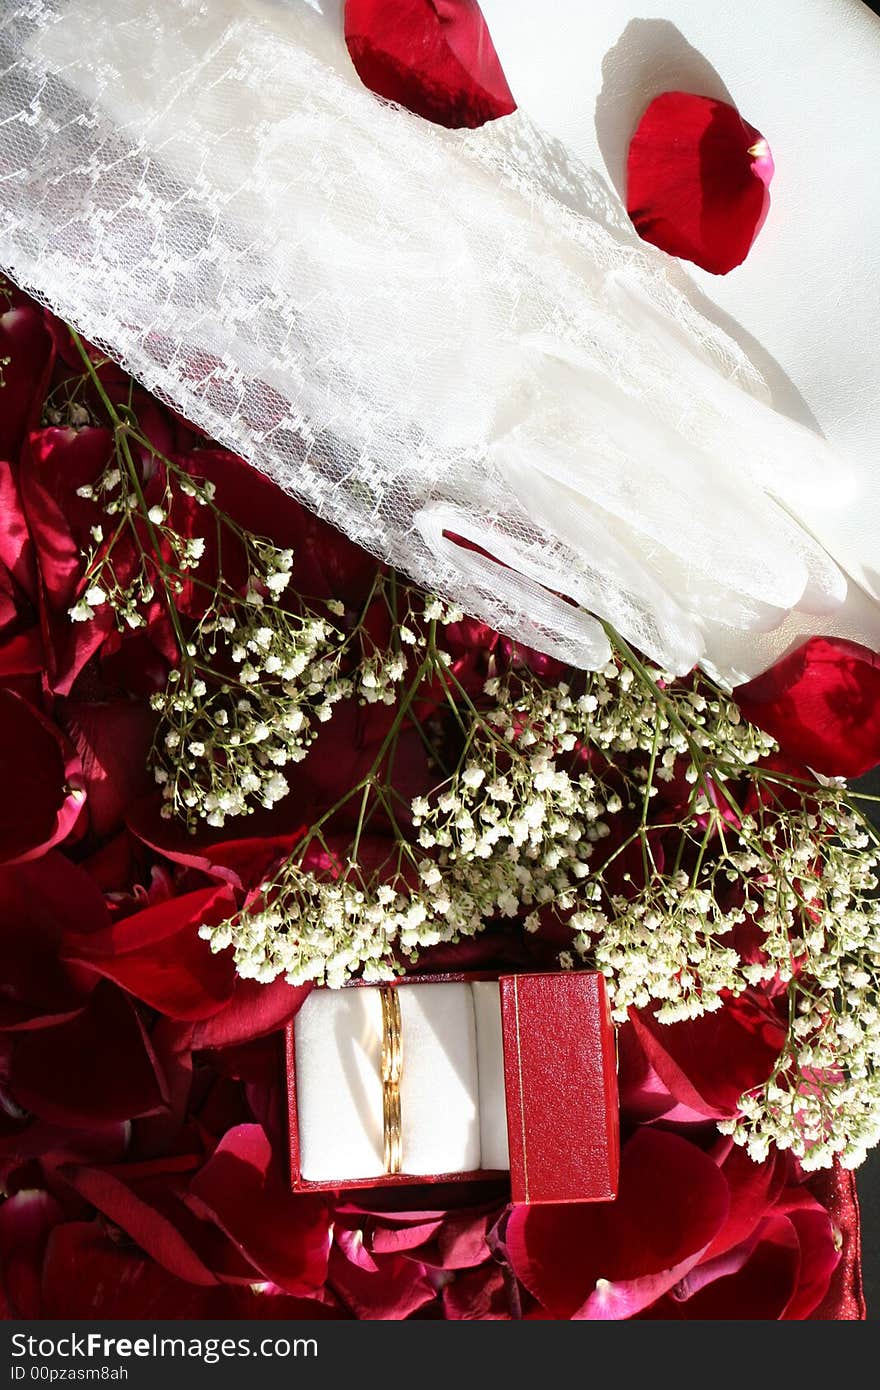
(808, 1166, 866, 1320)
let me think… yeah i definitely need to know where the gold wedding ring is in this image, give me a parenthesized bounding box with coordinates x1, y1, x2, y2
(380, 986, 402, 1174)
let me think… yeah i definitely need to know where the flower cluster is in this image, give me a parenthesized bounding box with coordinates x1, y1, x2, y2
(56, 333, 354, 829)
(150, 589, 346, 828)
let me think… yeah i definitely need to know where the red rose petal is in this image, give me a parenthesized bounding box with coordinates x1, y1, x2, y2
(0, 296, 54, 459)
(627, 91, 773, 275)
(443, 1262, 511, 1320)
(703, 1145, 786, 1263)
(127, 790, 309, 894)
(62, 885, 238, 1022)
(189, 977, 311, 1050)
(0, 690, 86, 865)
(18, 427, 113, 606)
(345, 0, 515, 129)
(0, 853, 106, 1030)
(40, 1217, 336, 1319)
(40, 1221, 215, 1320)
(671, 1213, 801, 1319)
(0, 459, 37, 600)
(19, 427, 119, 693)
(777, 1191, 841, 1320)
(9, 981, 167, 1126)
(185, 1124, 331, 1295)
(735, 636, 880, 777)
(629, 995, 786, 1119)
(59, 1164, 219, 1287)
(506, 1129, 729, 1318)
(59, 699, 157, 840)
(0, 1188, 63, 1317)
(328, 1244, 436, 1320)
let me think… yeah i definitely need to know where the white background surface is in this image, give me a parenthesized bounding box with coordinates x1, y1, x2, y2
(480, 0, 880, 668)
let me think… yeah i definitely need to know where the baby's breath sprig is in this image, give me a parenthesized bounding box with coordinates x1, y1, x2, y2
(65, 330, 350, 829)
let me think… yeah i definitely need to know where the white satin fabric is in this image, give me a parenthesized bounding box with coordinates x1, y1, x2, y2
(294, 982, 508, 1181)
(0, 0, 872, 679)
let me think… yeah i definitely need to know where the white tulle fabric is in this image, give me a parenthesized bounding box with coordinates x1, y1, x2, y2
(0, 0, 853, 676)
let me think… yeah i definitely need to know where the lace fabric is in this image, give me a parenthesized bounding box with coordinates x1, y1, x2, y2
(0, 0, 852, 674)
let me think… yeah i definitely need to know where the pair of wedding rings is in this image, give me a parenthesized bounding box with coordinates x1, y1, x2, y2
(380, 986, 402, 1174)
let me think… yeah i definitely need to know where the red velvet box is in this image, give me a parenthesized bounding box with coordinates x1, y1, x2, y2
(286, 970, 619, 1205)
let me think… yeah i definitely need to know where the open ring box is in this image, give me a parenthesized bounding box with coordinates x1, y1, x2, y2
(286, 970, 619, 1205)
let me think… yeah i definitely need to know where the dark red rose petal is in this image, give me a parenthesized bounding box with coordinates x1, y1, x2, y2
(19, 427, 119, 692)
(629, 995, 786, 1119)
(0, 459, 37, 601)
(58, 1164, 219, 1287)
(0, 690, 85, 865)
(345, 0, 516, 129)
(328, 1243, 436, 1320)
(62, 885, 238, 1022)
(189, 977, 310, 1050)
(39, 1217, 339, 1319)
(735, 636, 880, 777)
(0, 1188, 64, 1318)
(777, 1191, 841, 1319)
(506, 1129, 729, 1318)
(19, 427, 114, 609)
(0, 295, 54, 459)
(40, 1221, 215, 1320)
(703, 1144, 786, 1263)
(0, 853, 106, 1029)
(443, 1261, 511, 1319)
(59, 699, 157, 840)
(185, 1124, 331, 1295)
(627, 91, 773, 275)
(670, 1213, 801, 1319)
(8, 981, 166, 1126)
(127, 790, 310, 894)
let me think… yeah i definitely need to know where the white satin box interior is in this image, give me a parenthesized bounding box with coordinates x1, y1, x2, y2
(286, 972, 620, 1205)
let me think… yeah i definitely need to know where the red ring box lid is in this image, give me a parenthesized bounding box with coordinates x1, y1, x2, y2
(286, 969, 618, 1205)
(500, 971, 618, 1204)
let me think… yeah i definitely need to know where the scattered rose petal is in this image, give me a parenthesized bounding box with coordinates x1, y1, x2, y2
(189, 977, 311, 1051)
(8, 982, 167, 1126)
(0, 1188, 63, 1318)
(62, 885, 238, 1022)
(345, 0, 516, 129)
(735, 636, 880, 777)
(629, 995, 786, 1119)
(0, 690, 85, 865)
(443, 1261, 511, 1319)
(627, 91, 774, 274)
(0, 853, 106, 1030)
(505, 1129, 729, 1319)
(185, 1124, 331, 1296)
(58, 1163, 219, 1287)
(59, 699, 157, 841)
(0, 295, 54, 458)
(328, 1244, 436, 1320)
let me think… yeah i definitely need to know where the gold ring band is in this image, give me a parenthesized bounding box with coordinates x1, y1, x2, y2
(380, 986, 402, 1174)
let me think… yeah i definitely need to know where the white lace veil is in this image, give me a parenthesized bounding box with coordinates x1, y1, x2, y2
(0, 0, 853, 676)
